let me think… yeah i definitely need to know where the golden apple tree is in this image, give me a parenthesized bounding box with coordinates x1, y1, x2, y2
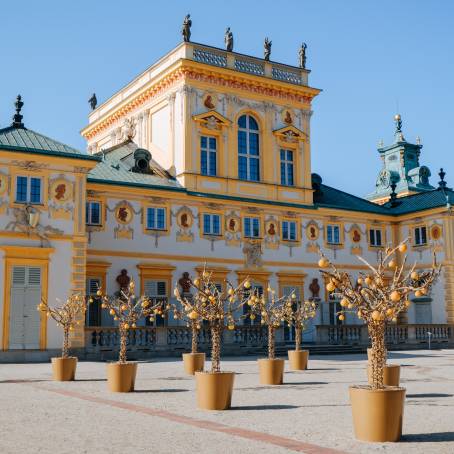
(318, 241, 441, 389)
(37, 294, 86, 358)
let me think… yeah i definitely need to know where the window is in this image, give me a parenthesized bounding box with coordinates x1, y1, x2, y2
(414, 226, 427, 246)
(369, 228, 382, 247)
(86, 201, 101, 226)
(238, 115, 260, 181)
(203, 214, 221, 236)
(144, 280, 167, 326)
(146, 207, 166, 230)
(327, 224, 341, 244)
(243, 285, 263, 325)
(201, 136, 217, 176)
(244, 217, 260, 238)
(280, 149, 294, 186)
(15, 176, 42, 204)
(282, 220, 297, 241)
(86, 278, 102, 327)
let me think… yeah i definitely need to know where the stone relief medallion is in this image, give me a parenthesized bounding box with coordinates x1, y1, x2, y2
(226, 215, 240, 234)
(203, 93, 217, 110)
(430, 224, 442, 241)
(0, 173, 8, 196)
(350, 226, 361, 243)
(50, 178, 73, 203)
(176, 207, 194, 229)
(225, 213, 241, 246)
(306, 222, 319, 241)
(282, 109, 293, 125)
(115, 202, 134, 225)
(264, 219, 279, 249)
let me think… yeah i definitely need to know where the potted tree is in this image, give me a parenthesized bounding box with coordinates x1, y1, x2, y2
(249, 287, 288, 385)
(99, 280, 166, 392)
(184, 268, 249, 410)
(284, 297, 317, 371)
(319, 241, 440, 442)
(173, 285, 205, 375)
(37, 294, 86, 381)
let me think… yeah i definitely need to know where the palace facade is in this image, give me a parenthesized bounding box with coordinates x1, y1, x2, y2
(1, 38, 453, 359)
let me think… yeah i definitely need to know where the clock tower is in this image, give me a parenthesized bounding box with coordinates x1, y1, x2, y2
(367, 114, 434, 204)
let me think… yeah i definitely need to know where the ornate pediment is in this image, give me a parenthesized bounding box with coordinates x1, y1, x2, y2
(193, 110, 231, 130)
(272, 125, 307, 143)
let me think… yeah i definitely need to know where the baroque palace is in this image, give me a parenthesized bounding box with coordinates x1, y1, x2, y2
(0, 27, 453, 359)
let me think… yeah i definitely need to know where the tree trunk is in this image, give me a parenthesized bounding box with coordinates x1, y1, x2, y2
(368, 321, 386, 389)
(295, 326, 302, 351)
(268, 325, 275, 359)
(119, 326, 128, 364)
(62, 326, 69, 358)
(210, 323, 221, 373)
(191, 319, 198, 354)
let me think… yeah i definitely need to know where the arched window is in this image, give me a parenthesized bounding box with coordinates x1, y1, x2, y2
(238, 115, 260, 181)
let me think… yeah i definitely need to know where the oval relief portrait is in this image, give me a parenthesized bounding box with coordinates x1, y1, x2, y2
(50, 178, 73, 203)
(430, 224, 442, 240)
(226, 216, 240, 233)
(115, 203, 133, 224)
(306, 223, 319, 241)
(177, 209, 193, 229)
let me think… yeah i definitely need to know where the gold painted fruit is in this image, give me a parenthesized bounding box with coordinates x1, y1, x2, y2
(340, 298, 349, 307)
(318, 258, 329, 268)
(338, 314, 345, 321)
(365, 277, 373, 286)
(388, 259, 397, 268)
(326, 282, 336, 292)
(399, 243, 407, 253)
(415, 290, 423, 297)
(189, 311, 198, 320)
(411, 271, 419, 280)
(372, 310, 381, 321)
(390, 291, 401, 302)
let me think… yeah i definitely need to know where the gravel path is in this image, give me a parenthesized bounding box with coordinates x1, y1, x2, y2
(0, 349, 453, 453)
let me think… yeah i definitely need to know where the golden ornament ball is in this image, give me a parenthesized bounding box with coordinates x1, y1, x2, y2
(371, 310, 381, 321)
(411, 271, 419, 280)
(390, 290, 401, 302)
(318, 257, 329, 268)
(398, 243, 407, 253)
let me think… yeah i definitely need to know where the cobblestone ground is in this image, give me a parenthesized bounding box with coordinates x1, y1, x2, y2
(0, 349, 453, 454)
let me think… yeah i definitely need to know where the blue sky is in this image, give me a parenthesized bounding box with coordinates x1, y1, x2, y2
(1, 0, 453, 196)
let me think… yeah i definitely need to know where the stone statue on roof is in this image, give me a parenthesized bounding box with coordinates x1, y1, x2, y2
(264, 37, 272, 61)
(182, 14, 192, 42)
(88, 93, 97, 110)
(299, 43, 307, 69)
(225, 27, 233, 52)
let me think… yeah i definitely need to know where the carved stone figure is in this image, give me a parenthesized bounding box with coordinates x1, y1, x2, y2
(298, 43, 307, 69)
(264, 37, 272, 61)
(182, 14, 192, 42)
(180, 213, 189, 228)
(118, 207, 129, 223)
(204, 95, 215, 109)
(243, 241, 262, 267)
(116, 269, 130, 292)
(225, 27, 234, 52)
(309, 278, 320, 299)
(88, 93, 97, 110)
(5, 206, 63, 247)
(267, 223, 276, 236)
(54, 183, 66, 200)
(284, 111, 292, 125)
(309, 226, 317, 239)
(353, 229, 361, 242)
(179, 272, 192, 293)
(121, 118, 136, 141)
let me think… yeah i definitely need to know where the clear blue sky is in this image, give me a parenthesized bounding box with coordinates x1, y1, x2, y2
(1, 0, 453, 197)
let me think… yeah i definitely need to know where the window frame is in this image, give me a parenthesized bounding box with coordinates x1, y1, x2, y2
(413, 225, 428, 246)
(326, 223, 342, 245)
(368, 228, 383, 248)
(202, 213, 222, 236)
(238, 114, 260, 182)
(14, 175, 43, 204)
(280, 149, 295, 186)
(200, 135, 217, 177)
(243, 216, 261, 239)
(86, 200, 102, 226)
(281, 219, 298, 242)
(146, 206, 167, 231)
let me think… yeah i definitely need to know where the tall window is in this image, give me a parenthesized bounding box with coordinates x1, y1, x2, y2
(86, 277, 102, 326)
(282, 220, 297, 241)
(201, 136, 217, 176)
(369, 228, 382, 247)
(414, 226, 427, 246)
(15, 176, 42, 204)
(146, 207, 166, 230)
(238, 115, 260, 181)
(244, 217, 260, 238)
(203, 214, 221, 236)
(327, 224, 341, 244)
(280, 149, 294, 186)
(143, 280, 168, 326)
(86, 201, 101, 226)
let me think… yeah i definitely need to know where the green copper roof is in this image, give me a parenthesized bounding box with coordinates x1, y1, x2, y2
(0, 125, 98, 160)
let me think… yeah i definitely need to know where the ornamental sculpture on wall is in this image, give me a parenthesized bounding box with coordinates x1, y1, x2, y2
(348, 223, 363, 256)
(48, 177, 74, 220)
(224, 212, 241, 246)
(243, 240, 263, 268)
(264, 217, 279, 250)
(304, 220, 320, 253)
(5, 205, 63, 247)
(175, 206, 194, 242)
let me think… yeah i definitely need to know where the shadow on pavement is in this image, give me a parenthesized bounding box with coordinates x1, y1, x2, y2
(231, 404, 299, 411)
(133, 388, 189, 393)
(407, 393, 453, 398)
(402, 432, 454, 442)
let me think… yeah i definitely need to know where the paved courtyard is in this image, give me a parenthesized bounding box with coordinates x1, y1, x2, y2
(0, 349, 453, 454)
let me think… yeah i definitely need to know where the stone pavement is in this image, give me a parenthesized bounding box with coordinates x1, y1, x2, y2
(0, 349, 453, 454)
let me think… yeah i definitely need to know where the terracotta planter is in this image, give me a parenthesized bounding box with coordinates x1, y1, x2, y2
(107, 362, 138, 392)
(195, 371, 235, 410)
(367, 364, 401, 387)
(288, 350, 308, 371)
(182, 352, 205, 375)
(258, 358, 285, 385)
(350, 385, 406, 442)
(51, 357, 77, 381)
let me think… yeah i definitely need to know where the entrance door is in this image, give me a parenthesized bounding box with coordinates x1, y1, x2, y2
(9, 266, 42, 349)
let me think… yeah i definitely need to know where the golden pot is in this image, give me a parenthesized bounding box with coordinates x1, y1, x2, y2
(258, 358, 284, 385)
(106, 362, 138, 392)
(288, 350, 309, 371)
(367, 364, 401, 387)
(51, 357, 77, 381)
(350, 385, 405, 442)
(182, 352, 205, 375)
(195, 371, 235, 410)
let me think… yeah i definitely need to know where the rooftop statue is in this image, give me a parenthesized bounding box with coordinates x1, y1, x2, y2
(225, 27, 233, 52)
(88, 93, 97, 110)
(182, 14, 192, 42)
(264, 37, 272, 61)
(299, 42, 307, 69)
